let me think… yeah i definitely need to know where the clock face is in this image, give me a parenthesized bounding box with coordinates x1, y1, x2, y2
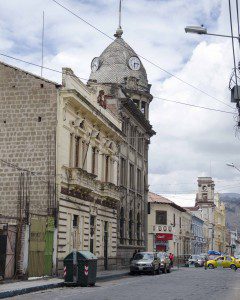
(91, 57, 100, 72)
(128, 56, 141, 70)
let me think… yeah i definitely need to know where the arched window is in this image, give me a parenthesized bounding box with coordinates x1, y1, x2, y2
(120, 207, 124, 244)
(129, 210, 133, 245)
(137, 213, 141, 245)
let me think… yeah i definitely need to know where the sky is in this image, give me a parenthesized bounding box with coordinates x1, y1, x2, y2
(1, 0, 240, 204)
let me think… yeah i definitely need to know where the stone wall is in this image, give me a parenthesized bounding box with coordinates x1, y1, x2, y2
(0, 62, 59, 221)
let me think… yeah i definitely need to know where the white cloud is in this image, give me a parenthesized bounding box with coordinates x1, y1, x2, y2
(0, 0, 239, 195)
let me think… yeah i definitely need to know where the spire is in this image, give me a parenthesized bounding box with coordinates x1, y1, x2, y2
(114, 0, 123, 38)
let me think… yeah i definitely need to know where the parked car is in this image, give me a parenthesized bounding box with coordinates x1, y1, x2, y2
(187, 255, 205, 267)
(130, 252, 160, 275)
(206, 256, 240, 270)
(157, 252, 171, 273)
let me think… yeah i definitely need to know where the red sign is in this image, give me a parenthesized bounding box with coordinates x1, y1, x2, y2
(155, 233, 173, 241)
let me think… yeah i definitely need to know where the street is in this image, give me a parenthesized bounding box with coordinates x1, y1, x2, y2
(13, 267, 240, 300)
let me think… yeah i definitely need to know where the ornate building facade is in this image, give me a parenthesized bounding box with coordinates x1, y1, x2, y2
(57, 68, 123, 272)
(88, 27, 155, 265)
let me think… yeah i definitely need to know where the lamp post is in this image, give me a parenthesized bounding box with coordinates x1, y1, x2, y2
(184, 26, 240, 40)
(226, 163, 240, 173)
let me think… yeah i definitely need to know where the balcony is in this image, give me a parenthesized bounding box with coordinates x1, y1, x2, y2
(100, 182, 120, 201)
(62, 166, 120, 202)
(67, 167, 99, 193)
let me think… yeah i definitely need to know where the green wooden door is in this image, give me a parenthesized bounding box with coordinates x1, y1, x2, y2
(28, 217, 46, 277)
(44, 217, 54, 275)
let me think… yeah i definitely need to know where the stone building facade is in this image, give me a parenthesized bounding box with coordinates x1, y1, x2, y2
(0, 61, 59, 278)
(88, 28, 155, 266)
(56, 68, 123, 272)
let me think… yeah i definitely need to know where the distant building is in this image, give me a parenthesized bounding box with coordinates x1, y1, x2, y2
(186, 177, 227, 253)
(148, 192, 191, 257)
(186, 209, 205, 254)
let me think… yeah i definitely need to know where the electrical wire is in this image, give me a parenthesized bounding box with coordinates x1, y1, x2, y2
(153, 96, 236, 115)
(0, 52, 89, 82)
(0, 52, 235, 116)
(51, 0, 234, 110)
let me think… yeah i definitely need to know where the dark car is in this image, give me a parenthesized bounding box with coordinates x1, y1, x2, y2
(130, 252, 160, 275)
(157, 252, 172, 273)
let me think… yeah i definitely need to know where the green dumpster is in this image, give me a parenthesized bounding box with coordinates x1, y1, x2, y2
(63, 251, 98, 287)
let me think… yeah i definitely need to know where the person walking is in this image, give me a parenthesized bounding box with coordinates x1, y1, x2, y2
(169, 253, 174, 267)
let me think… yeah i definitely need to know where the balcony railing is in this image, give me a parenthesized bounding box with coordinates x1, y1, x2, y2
(63, 166, 120, 202)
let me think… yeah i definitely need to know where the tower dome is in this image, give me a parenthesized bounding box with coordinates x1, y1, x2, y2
(89, 35, 149, 91)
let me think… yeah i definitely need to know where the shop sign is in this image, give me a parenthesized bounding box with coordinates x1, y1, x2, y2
(155, 233, 173, 241)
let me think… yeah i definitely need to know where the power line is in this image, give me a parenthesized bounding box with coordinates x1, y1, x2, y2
(153, 96, 236, 115)
(51, 0, 234, 110)
(0, 52, 235, 116)
(0, 52, 89, 82)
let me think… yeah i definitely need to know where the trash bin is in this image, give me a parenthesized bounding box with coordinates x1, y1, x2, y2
(63, 250, 98, 287)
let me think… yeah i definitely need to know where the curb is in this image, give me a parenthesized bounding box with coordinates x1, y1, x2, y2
(0, 282, 65, 299)
(0, 272, 129, 299)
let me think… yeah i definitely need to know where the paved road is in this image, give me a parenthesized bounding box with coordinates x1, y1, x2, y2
(13, 267, 240, 300)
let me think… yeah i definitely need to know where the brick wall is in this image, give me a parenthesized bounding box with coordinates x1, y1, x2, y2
(0, 62, 59, 220)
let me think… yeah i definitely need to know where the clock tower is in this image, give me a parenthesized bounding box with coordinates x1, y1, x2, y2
(196, 177, 215, 206)
(87, 3, 155, 268)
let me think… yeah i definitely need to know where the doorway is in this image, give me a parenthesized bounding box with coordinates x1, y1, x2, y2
(104, 221, 108, 270)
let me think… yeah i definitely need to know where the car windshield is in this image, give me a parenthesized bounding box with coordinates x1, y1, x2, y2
(190, 255, 200, 259)
(134, 253, 154, 260)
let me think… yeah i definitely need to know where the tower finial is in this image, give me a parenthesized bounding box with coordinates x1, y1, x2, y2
(114, 0, 123, 38)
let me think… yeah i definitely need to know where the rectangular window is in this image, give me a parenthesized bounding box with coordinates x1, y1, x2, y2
(156, 211, 167, 225)
(130, 125, 136, 148)
(120, 157, 127, 186)
(82, 141, 87, 170)
(129, 163, 135, 189)
(138, 133, 143, 154)
(137, 168, 142, 193)
(179, 217, 182, 228)
(148, 202, 151, 214)
(173, 214, 176, 227)
(92, 147, 96, 174)
(69, 133, 73, 167)
(122, 118, 128, 135)
(141, 101, 146, 115)
(73, 214, 79, 228)
(74, 136, 80, 167)
(105, 155, 109, 182)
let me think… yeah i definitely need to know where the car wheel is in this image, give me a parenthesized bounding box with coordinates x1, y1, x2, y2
(129, 271, 135, 275)
(208, 264, 214, 269)
(230, 264, 237, 271)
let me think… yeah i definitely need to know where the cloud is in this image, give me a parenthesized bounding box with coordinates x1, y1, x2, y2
(0, 0, 239, 195)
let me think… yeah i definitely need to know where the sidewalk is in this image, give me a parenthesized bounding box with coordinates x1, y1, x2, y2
(0, 269, 129, 299)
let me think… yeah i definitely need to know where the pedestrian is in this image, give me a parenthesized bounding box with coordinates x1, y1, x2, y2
(169, 253, 174, 267)
(132, 249, 138, 259)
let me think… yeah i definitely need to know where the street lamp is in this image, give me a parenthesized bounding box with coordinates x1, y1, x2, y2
(226, 163, 240, 172)
(185, 25, 239, 40)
